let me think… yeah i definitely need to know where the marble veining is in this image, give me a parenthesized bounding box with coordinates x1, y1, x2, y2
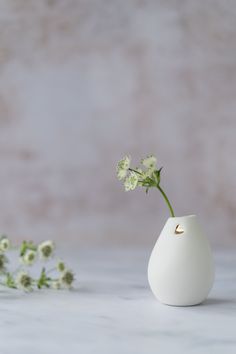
(0, 248, 235, 354)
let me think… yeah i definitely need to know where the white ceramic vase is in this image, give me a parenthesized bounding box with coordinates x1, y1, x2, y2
(148, 215, 214, 306)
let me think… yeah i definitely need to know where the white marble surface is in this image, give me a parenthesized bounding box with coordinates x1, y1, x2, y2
(0, 248, 236, 354)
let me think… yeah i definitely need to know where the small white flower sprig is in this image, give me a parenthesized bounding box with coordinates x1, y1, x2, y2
(0, 235, 75, 292)
(116, 155, 175, 217)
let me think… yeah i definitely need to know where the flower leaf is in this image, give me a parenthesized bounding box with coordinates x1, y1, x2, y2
(37, 267, 49, 289)
(6, 273, 16, 289)
(153, 167, 163, 185)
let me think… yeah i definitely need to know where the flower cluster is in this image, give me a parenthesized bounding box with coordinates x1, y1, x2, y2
(116, 155, 160, 192)
(116, 155, 175, 217)
(0, 236, 75, 292)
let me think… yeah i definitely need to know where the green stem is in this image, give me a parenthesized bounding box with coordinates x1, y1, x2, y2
(128, 168, 142, 175)
(128, 167, 175, 217)
(156, 185, 175, 217)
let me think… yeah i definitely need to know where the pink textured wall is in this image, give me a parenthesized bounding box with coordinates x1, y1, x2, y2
(0, 0, 236, 248)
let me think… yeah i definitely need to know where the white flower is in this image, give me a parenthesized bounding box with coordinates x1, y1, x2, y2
(59, 269, 74, 288)
(141, 155, 157, 170)
(133, 167, 145, 182)
(124, 171, 139, 191)
(16, 271, 33, 291)
(142, 168, 155, 179)
(116, 156, 130, 180)
(57, 260, 66, 272)
(0, 237, 10, 252)
(21, 250, 37, 266)
(38, 240, 55, 260)
(51, 280, 61, 290)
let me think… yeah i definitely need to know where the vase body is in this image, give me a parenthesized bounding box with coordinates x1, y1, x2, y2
(148, 215, 214, 306)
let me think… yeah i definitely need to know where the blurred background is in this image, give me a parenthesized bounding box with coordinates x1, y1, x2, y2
(0, 0, 236, 249)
